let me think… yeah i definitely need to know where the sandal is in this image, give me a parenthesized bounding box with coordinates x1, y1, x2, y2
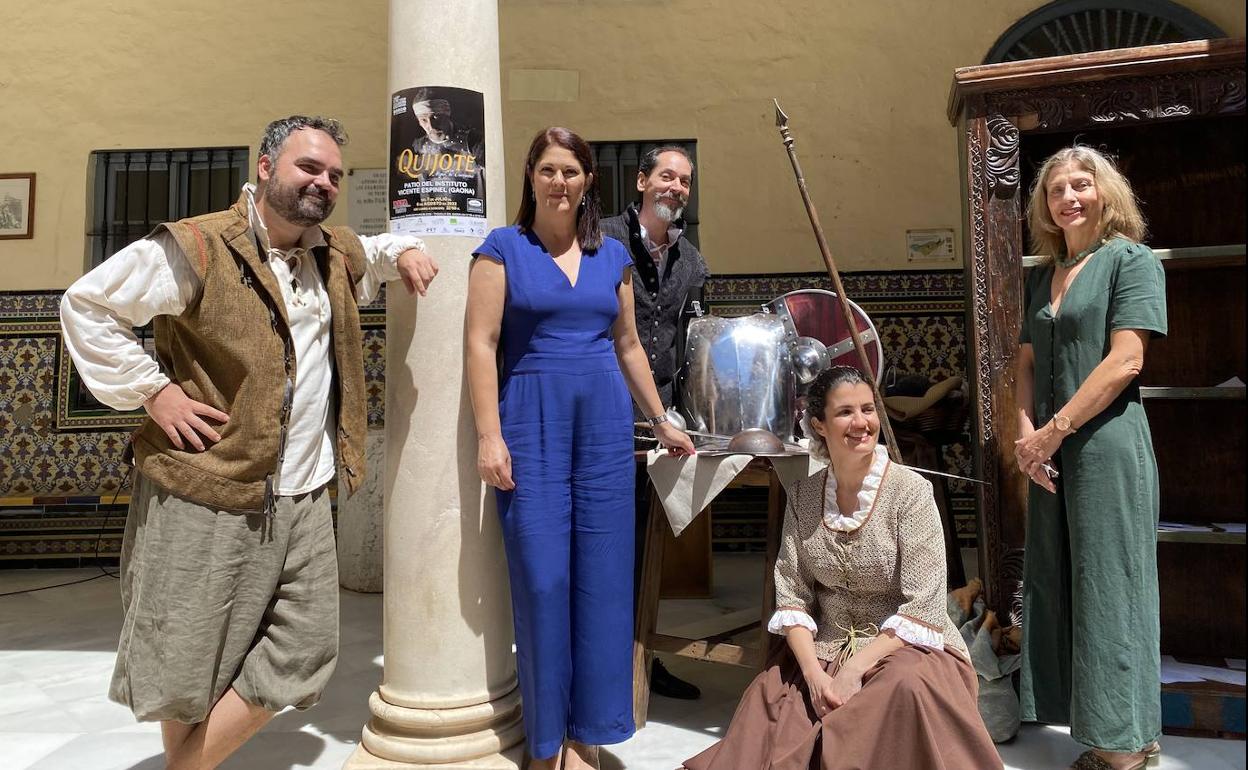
(521, 743, 568, 770)
(1068, 747, 1157, 770)
(565, 742, 600, 770)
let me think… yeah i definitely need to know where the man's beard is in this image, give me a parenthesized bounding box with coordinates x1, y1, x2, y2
(651, 194, 686, 223)
(264, 177, 334, 227)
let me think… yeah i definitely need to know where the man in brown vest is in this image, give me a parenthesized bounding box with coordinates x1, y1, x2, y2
(60, 115, 438, 769)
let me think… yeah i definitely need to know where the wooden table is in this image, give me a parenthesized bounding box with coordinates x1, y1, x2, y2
(631, 458, 789, 728)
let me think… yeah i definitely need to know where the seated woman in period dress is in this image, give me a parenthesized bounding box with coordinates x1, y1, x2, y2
(684, 365, 1002, 770)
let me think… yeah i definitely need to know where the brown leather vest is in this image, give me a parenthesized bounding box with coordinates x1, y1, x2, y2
(132, 194, 368, 511)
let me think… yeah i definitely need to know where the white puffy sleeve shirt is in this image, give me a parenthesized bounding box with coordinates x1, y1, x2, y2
(60, 218, 422, 412)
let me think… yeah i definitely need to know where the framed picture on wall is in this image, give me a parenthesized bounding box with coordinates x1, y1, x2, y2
(0, 173, 36, 240)
(55, 326, 150, 430)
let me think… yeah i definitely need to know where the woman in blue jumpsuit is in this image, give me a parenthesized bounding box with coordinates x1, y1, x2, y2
(466, 127, 695, 768)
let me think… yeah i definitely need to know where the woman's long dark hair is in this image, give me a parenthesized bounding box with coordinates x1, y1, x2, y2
(803, 366, 872, 462)
(513, 126, 603, 250)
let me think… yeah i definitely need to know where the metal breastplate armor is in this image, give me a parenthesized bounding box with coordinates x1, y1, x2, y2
(679, 290, 882, 447)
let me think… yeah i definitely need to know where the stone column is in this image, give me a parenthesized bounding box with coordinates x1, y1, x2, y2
(337, 429, 385, 593)
(344, 1, 523, 767)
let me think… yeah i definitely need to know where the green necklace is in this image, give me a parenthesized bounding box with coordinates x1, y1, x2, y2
(1057, 237, 1108, 269)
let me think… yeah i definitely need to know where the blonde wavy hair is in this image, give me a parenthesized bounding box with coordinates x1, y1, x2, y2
(1026, 146, 1147, 264)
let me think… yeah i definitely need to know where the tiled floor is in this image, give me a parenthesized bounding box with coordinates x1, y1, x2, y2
(0, 556, 1243, 770)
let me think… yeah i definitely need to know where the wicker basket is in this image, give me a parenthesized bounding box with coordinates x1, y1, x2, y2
(910, 392, 969, 440)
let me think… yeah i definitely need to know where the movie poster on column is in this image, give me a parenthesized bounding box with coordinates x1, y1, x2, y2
(389, 86, 486, 237)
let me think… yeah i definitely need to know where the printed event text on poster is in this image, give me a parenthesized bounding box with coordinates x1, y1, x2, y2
(348, 169, 388, 237)
(389, 86, 486, 237)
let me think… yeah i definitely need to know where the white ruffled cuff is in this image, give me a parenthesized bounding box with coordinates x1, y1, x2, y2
(768, 609, 818, 636)
(356, 233, 429, 304)
(384, 235, 428, 263)
(881, 614, 944, 649)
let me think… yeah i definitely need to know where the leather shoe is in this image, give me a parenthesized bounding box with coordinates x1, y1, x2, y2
(650, 659, 701, 700)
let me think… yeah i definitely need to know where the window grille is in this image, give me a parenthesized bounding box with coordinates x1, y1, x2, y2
(985, 0, 1223, 64)
(589, 139, 699, 248)
(87, 147, 249, 265)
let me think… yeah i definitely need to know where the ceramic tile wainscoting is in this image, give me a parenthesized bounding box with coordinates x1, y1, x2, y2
(0, 290, 387, 566)
(1, 270, 975, 565)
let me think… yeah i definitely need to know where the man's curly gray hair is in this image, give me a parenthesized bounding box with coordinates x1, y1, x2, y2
(258, 115, 348, 163)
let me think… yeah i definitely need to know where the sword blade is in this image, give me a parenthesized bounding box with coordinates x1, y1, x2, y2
(901, 464, 990, 486)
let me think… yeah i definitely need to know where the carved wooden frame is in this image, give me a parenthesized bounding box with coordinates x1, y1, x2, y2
(950, 40, 1246, 614)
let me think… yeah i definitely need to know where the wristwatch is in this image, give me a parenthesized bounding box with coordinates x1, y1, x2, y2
(1052, 413, 1074, 434)
(646, 413, 670, 427)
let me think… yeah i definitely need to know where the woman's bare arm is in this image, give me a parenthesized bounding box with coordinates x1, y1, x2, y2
(465, 257, 513, 489)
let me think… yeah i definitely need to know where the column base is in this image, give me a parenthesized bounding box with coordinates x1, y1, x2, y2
(346, 688, 526, 768)
(343, 743, 524, 770)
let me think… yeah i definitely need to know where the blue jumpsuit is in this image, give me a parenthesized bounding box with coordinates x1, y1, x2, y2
(475, 226, 636, 759)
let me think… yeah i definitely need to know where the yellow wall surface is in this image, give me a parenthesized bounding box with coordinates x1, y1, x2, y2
(495, 0, 1244, 275)
(1, 0, 1243, 289)
(0, 0, 392, 291)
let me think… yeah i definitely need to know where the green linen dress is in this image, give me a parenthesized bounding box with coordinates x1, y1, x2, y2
(1017, 236, 1168, 752)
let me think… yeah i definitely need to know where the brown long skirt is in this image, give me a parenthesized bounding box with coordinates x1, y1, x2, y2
(684, 644, 1003, 770)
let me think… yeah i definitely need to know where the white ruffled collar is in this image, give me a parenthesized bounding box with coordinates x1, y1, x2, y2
(822, 445, 890, 532)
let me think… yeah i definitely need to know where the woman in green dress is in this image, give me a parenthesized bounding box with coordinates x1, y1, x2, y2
(1014, 146, 1167, 770)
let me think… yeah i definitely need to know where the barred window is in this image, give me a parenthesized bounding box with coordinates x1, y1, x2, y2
(985, 0, 1223, 63)
(87, 148, 249, 265)
(590, 140, 699, 248)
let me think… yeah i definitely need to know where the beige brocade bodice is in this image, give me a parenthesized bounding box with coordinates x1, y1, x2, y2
(773, 463, 969, 663)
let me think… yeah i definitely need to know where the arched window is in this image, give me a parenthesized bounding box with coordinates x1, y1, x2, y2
(984, 0, 1225, 63)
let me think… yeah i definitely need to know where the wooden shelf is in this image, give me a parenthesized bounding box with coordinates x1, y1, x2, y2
(1157, 530, 1246, 545)
(1160, 678, 1246, 739)
(1158, 673, 1248, 693)
(1141, 386, 1246, 401)
(1022, 244, 1245, 269)
(1155, 245, 1245, 270)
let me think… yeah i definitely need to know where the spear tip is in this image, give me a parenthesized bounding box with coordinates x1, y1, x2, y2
(774, 99, 789, 128)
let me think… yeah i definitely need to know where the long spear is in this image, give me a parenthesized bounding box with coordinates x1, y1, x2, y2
(774, 99, 902, 462)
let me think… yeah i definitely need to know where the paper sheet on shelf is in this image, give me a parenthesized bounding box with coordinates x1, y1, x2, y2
(1213, 522, 1246, 533)
(1184, 665, 1245, 686)
(1161, 655, 1248, 686)
(1160, 659, 1205, 684)
(1157, 521, 1215, 531)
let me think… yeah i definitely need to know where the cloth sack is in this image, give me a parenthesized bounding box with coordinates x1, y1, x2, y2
(947, 594, 1022, 743)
